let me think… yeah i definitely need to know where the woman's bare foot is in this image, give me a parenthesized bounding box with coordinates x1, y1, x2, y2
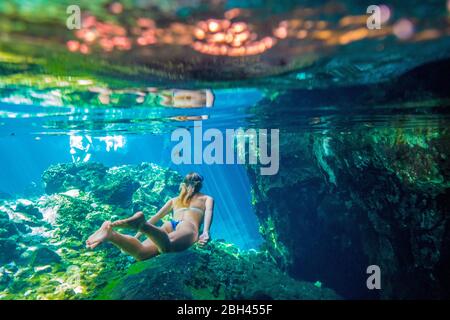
(111, 211, 146, 230)
(86, 221, 112, 249)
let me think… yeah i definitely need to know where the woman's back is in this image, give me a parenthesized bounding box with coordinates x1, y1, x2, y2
(172, 193, 210, 228)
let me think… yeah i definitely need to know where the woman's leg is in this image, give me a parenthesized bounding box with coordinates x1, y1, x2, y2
(140, 222, 197, 253)
(109, 231, 160, 261)
(139, 222, 172, 253)
(111, 212, 172, 253)
(112, 212, 197, 253)
(161, 221, 174, 233)
(86, 221, 159, 261)
(167, 222, 199, 252)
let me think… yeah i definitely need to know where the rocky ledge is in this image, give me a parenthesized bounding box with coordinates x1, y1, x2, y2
(97, 241, 339, 300)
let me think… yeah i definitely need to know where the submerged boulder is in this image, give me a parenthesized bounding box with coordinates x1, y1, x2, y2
(15, 199, 43, 219)
(29, 247, 61, 266)
(93, 174, 140, 207)
(53, 193, 116, 240)
(124, 163, 181, 213)
(39, 162, 182, 239)
(0, 268, 12, 291)
(311, 128, 450, 299)
(0, 210, 19, 238)
(0, 162, 183, 300)
(42, 162, 108, 194)
(247, 124, 450, 299)
(0, 239, 19, 264)
(42, 162, 181, 210)
(244, 59, 450, 299)
(97, 242, 340, 300)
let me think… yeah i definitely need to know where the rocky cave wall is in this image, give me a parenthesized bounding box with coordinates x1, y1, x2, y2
(246, 60, 450, 299)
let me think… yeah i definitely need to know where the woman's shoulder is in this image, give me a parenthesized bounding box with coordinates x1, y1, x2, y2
(198, 193, 213, 201)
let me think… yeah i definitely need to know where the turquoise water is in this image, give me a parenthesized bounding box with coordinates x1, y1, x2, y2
(0, 88, 267, 250)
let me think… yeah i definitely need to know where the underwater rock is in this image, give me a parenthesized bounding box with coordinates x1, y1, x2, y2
(0, 268, 12, 291)
(52, 193, 116, 240)
(0, 210, 19, 238)
(39, 163, 182, 241)
(42, 162, 181, 211)
(131, 163, 181, 213)
(246, 131, 368, 298)
(98, 242, 340, 300)
(0, 239, 19, 264)
(11, 222, 29, 235)
(33, 265, 52, 275)
(42, 162, 108, 194)
(312, 128, 450, 299)
(0, 162, 184, 300)
(247, 123, 450, 299)
(15, 199, 43, 219)
(1, 201, 44, 229)
(29, 247, 61, 266)
(93, 174, 140, 207)
(246, 60, 450, 299)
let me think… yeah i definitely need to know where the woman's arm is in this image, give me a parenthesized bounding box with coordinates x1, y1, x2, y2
(148, 198, 173, 224)
(135, 198, 173, 238)
(198, 196, 214, 245)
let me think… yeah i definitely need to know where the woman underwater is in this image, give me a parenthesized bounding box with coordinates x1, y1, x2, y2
(86, 172, 214, 261)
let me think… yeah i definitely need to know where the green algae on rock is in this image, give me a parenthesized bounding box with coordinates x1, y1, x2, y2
(246, 124, 450, 299)
(42, 162, 108, 194)
(242, 56, 450, 299)
(97, 241, 340, 300)
(0, 162, 183, 299)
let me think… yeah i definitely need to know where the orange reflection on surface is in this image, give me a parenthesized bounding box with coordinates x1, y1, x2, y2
(339, 15, 367, 27)
(225, 8, 241, 20)
(393, 19, 415, 40)
(66, 40, 80, 52)
(134, 18, 157, 46)
(160, 23, 195, 45)
(312, 30, 333, 41)
(274, 19, 334, 40)
(274, 25, 288, 39)
(64, 3, 447, 59)
(69, 14, 132, 53)
(273, 11, 399, 48)
(338, 28, 369, 45)
(192, 19, 275, 56)
(109, 2, 124, 15)
(413, 29, 442, 42)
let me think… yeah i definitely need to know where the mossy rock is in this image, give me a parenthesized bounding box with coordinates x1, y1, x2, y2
(0, 211, 19, 238)
(93, 174, 140, 207)
(0, 238, 19, 264)
(15, 200, 43, 219)
(42, 162, 108, 194)
(97, 243, 341, 300)
(29, 247, 61, 266)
